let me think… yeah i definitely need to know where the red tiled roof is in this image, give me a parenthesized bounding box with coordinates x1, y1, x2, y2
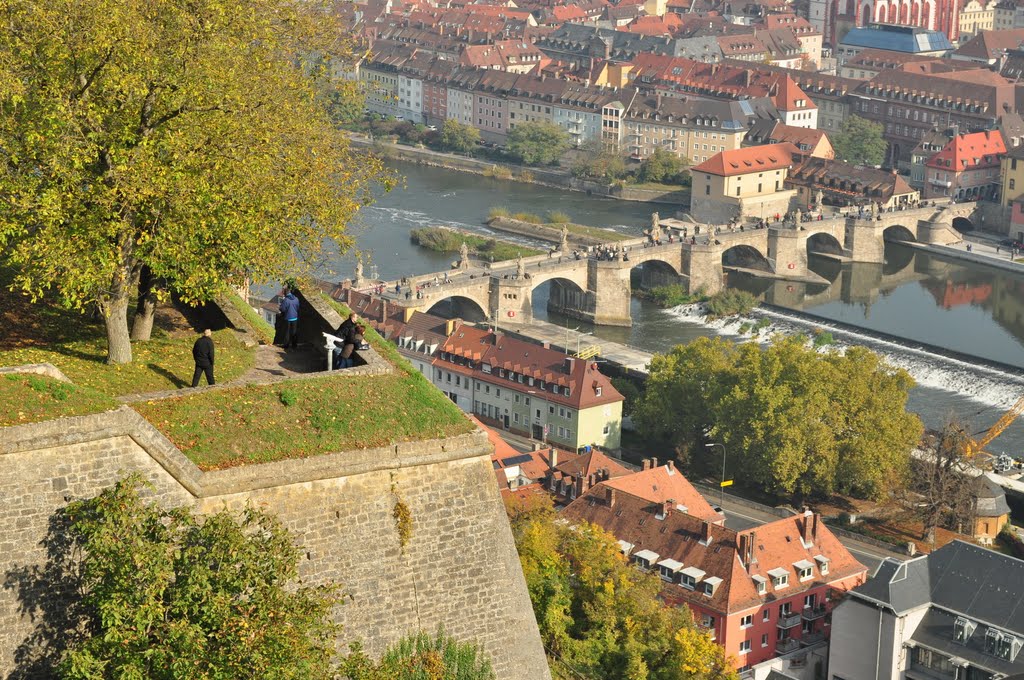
(562, 494, 867, 614)
(438, 324, 624, 411)
(925, 130, 1007, 171)
(600, 461, 721, 523)
(692, 142, 799, 176)
(554, 449, 631, 480)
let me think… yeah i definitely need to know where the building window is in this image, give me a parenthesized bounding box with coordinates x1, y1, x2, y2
(763, 610, 771, 622)
(761, 633, 769, 647)
(804, 594, 816, 609)
(739, 640, 751, 654)
(1011, 179, 1016, 190)
(702, 614, 715, 628)
(740, 615, 752, 628)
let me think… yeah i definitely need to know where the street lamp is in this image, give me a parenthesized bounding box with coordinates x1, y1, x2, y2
(705, 442, 729, 510)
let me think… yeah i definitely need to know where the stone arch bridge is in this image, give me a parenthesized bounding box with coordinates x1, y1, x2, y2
(379, 203, 973, 327)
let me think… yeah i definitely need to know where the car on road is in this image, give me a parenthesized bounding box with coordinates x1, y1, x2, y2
(999, 238, 1023, 249)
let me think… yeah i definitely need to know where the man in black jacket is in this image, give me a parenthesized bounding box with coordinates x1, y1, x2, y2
(191, 329, 216, 387)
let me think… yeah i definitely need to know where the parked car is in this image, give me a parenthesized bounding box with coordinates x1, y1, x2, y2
(999, 238, 1023, 249)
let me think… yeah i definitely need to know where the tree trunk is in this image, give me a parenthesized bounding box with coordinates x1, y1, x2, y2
(102, 294, 133, 364)
(130, 266, 158, 341)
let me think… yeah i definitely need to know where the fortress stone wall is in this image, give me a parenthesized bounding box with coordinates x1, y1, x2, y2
(0, 407, 550, 679)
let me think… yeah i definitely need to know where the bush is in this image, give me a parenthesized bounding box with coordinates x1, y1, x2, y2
(483, 165, 513, 180)
(641, 284, 708, 308)
(279, 388, 298, 406)
(610, 377, 641, 417)
(488, 206, 510, 220)
(510, 212, 543, 224)
(705, 290, 757, 319)
(812, 330, 835, 348)
(517, 170, 534, 183)
(546, 210, 571, 224)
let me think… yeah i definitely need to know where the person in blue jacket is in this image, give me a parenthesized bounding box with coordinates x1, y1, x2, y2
(279, 288, 300, 349)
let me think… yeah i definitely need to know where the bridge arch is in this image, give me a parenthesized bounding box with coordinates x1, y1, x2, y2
(722, 244, 773, 273)
(630, 258, 681, 290)
(530, 275, 588, 321)
(425, 295, 489, 322)
(883, 224, 916, 243)
(806, 231, 844, 256)
(952, 216, 974, 233)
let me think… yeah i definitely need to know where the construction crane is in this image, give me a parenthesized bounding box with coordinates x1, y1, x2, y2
(965, 396, 1024, 459)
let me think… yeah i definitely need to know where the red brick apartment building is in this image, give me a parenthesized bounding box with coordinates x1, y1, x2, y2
(562, 487, 867, 670)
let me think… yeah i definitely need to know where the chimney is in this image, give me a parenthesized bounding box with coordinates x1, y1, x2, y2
(812, 512, 819, 540)
(563, 357, 575, 373)
(642, 458, 651, 471)
(381, 300, 388, 323)
(601, 467, 610, 481)
(739, 533, 749, 571)
(605, 486, 616, 508)
(662, 499, 674, 517)
(651, 456, 658, 468)
(445, 318, 457, 336)
(666, 459, 675, 472)
(701, 520, 712, 544)
(801, 507, 813, 545)
(575, 475, 585, 497)
(549, 448, 558, 470)
(404, 307, 415, 322)
(542, 341, 550, 349)
(749, 530, 757, 565)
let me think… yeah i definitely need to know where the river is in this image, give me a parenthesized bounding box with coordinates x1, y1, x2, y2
(339, 160, 1024, 456)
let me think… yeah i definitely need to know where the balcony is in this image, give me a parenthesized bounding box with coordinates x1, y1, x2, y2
(800, 631, 825, 647)
(776, 638, 800, 654)
(802, 605, 827, 621)
(929, 178, 953, 188)
(778, 612, 802, 629)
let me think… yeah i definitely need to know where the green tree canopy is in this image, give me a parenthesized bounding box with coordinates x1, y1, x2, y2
(509, 498, 738, 680)
(830, 115, 888, 167)
(570, 139, 628, 182)
(0, 0, 388, 363)
(638, 147, 688, 184)
(506, 122, 570, 166)
(439, 119, 481, 153)
(634, 336, 921, 501)
(56, 475, 341, 679)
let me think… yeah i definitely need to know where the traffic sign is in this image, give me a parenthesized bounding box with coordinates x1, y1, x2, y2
(720, 480, 734, 488)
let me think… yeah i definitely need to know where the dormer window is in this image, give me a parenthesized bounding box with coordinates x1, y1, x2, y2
(954, 617, 976, 644)
(703, 576, 723, 597)
(985, 629, 1021, 661)
(752, 574, 767, 594)
(596, 386, 603, 397)
(768, 568, 789, 589)
(793, 560, 814, 581)
(814, 555, 830, 575)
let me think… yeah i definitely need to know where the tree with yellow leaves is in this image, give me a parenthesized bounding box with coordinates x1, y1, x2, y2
(0, 0, 390, 363)
(508, 497, 738, 680)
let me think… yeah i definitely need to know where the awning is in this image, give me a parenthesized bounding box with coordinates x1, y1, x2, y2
(767, 567, 790, 579)
(813, 554, 831, 564)
(793, 559, 815, 571)
(618, 540, 634, 554)
(703, 576, 723, 589)
(634, 549, 660, 563)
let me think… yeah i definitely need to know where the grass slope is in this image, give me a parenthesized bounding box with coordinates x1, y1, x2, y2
(0, 373, 118, 427)
(0, 268, 256, 399)
(132, 293, 474, 469)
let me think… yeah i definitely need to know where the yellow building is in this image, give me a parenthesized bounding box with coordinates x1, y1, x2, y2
(1000, 144, 1024, 207)
(689, 143, 799, 223)
(959, 0, 997, 38)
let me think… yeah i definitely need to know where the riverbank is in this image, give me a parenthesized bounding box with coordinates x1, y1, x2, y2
(410, 226, 544, 261)
(348, 134, 691, 206)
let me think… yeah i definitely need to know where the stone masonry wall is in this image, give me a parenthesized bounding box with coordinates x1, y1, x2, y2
(0, 408, 550, 680)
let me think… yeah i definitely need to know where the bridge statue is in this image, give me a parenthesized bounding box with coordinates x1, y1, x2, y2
(354, 256, 365, 288)
(794, 208, 802, 226)
(458, 241, 470, 270)
(814, 188, 824, 210)
(560, 224, 569, 253)
(516, 254, 525, 279)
